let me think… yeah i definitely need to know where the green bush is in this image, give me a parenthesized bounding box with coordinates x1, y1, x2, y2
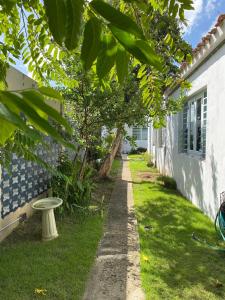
(129, 147, 147, 155)
(51, 154, 96, 214)
(157, 175, 177, 190)
(147, 161, 155, 168)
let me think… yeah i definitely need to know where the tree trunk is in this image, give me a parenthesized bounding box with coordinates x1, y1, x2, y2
(99, 128, 123, 178)
(116, 139, 122, 157)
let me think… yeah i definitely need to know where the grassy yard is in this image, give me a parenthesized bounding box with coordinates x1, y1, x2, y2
(129, 154, 225, 300)
(0, 159, 121, 300)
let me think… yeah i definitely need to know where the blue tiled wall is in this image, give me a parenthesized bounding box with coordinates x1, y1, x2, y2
(0, 144, 60, 218)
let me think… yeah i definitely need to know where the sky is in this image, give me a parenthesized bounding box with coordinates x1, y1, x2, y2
(184, 0, 225, 47)
(15, 0, 225, 76)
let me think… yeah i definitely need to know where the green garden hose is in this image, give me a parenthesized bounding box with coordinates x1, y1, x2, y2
(192, 201, 225, 252)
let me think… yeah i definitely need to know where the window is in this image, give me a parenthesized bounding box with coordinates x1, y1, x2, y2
(132, 127, 148, 140)
(179, 90, 207, 157)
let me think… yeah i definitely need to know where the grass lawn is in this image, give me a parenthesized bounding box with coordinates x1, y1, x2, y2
(0, 159, 121, 300)
(129, 154, 225, 300)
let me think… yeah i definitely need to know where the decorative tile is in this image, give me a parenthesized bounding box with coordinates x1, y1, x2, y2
(1, 141, 60, 218)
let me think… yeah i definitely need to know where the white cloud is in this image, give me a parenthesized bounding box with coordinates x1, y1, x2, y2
(184, 0, 203, 34)
(205, 0, 217, 15)
(201, 15, 218, 37)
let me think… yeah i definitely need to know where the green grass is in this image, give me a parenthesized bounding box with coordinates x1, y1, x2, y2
(0, 159, 121, 300)
(129, 154, 225, 300)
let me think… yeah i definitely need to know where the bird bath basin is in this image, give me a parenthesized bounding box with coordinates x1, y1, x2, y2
(32, 197, 63, 241)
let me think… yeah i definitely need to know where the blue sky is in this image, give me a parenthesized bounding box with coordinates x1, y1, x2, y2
(184, 0, 225, 47)
(15, 0, 225, 76)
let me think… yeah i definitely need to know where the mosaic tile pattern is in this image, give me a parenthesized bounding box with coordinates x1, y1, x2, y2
(0, 143, 59, 218)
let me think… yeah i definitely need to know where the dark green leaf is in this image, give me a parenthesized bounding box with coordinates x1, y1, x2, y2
(97, 34, 117, 79)
(172, 3, 179, 18)
(109, 25, 162, 70)
(1, 91, 75, 149)
(90, 0, 144, 39)
(44, 0, 67, 46)
(65, 0, 84, 50)
(0, 117, 16, 144)
(21, 90, 72, 134)
(0, 102, 41, 142)
(116, 46, 129, 84)
(81, 17, 102, 70)
(38, 86, 63, 101)
(169, 0, 175, 15)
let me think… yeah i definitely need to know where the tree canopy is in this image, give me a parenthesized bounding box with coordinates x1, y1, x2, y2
(0, 0, 194, 153)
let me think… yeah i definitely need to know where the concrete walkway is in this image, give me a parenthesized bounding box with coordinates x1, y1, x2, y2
(83, 155, 145, 300)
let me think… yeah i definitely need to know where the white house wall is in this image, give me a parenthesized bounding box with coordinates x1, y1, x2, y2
(153, 42, 225, 220)
(6, 66, 37, 90)
(122, 125, 149, 153)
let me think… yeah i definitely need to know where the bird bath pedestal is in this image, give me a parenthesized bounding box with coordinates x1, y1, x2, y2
(32, 197, 63, 241)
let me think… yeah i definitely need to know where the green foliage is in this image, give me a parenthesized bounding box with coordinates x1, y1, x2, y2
(0, 0, 194, 160)
(129, 147, 147, 155)
(81, 17, 102, 71)
(52, 154, 96, 214)
(96, 34, 117, 79)
(90, 0, 144, 38)
(157, 175, 177, 190)
(0, 89, 74, 150)
(96, 133, 115, 160)
(44, 0, 67, 46)
(116, 46, 129, 84)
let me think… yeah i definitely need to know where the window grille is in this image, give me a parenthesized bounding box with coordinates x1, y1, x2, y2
(179, 89, 207, 158)
(132, 127, 148, 140)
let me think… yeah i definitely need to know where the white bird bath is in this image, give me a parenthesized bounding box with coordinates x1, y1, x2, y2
(32, 197, 63, 241)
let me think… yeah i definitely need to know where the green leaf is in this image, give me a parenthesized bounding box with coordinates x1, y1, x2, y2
(0, 0, 17, 12)
(21, 90, 72, 134)
(44, 0, 67, 46)
(38, 86, 63, 101)
(96, 34, 117, 79)
(65, 0, 84, 50)
(90, 0, 144, 39)
(116, 46, 129, 84)
(0, 102, 41, 142)
(81, 17, 102, 70)
(172, 3, 179, 18)
(0, 117, 16, 145)
(169, 0, 175, 15)
(109, 25, 162, 70)
(0, 91, 74, 149)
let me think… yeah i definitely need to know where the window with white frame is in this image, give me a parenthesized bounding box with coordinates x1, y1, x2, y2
(179, 90, 207, 157)
(132, 127, 148, 140)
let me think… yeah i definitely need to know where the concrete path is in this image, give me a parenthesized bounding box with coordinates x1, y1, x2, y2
(83, 155, 145, 300)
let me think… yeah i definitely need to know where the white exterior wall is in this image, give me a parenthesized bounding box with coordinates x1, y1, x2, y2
(6, 66, 37, 90)
(152, 42, 225, 220)
(122, 125, 149, 153)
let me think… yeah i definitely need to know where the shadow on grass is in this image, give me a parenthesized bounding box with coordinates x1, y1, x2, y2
(135, 181, 225, 299)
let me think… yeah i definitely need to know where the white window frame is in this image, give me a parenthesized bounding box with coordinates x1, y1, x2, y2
(132, 127, 148, 141)
(181, 90, 207, 157)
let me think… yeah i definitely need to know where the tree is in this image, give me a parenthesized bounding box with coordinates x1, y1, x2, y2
(60, 55, 149, 176)
(0, 0, 194, 163)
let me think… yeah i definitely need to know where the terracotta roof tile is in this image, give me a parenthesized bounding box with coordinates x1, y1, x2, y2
(181, 14, 225, 73)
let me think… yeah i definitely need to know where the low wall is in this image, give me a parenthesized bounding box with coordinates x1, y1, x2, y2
(0, 141, 60, 241)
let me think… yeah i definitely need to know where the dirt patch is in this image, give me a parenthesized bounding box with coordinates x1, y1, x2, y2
(138, 171, 159, 182)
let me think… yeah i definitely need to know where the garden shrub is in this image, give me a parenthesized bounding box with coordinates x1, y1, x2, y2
(147, 161, 155, 168)
(51, 154, 96, 214)
(137, 147, 147, 153)
(157, 175, 177, 190)
(129, 147, 147, 155)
